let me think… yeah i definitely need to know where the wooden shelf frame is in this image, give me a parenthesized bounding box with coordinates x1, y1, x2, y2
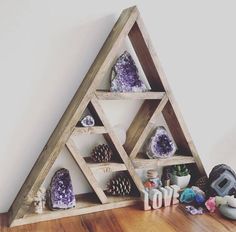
(11, 194, 140, 227)
(95, 90, 165, 100)
(84, 157, 127, 172)
(132, 154, 195, 169)
(124, 95, 168, 159)
(72, 126, 107, 135)
(8, 6, 207, 227)
(66, 139, 108, 204)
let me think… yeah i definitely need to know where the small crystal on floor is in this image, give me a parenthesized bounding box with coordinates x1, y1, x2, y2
(185, 206, 204, 215)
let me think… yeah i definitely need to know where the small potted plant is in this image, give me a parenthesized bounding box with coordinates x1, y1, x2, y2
(171, 164, 191, 189)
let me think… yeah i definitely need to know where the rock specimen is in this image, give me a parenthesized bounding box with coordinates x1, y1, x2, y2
(81, 115, 95, 127)
(205, 197, 216, 213)
(110, 51, 147, 92)
(146, 126, 176, 159)
(208, 164, 236, 197)
(33, 186, 46, 214)
(180, 188, 196, 203)
(185, 205, 204, 215)
(48, 168, 76, 210)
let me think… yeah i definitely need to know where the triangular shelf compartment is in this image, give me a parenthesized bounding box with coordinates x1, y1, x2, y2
(8, 6, 207, 227)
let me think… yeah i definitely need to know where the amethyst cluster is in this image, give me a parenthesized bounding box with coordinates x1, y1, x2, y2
(146, 126, 176, 159)
(48, 168, 76, 210)
(110, 51, 147, 92)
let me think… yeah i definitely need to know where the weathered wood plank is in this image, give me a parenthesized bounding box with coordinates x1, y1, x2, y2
(129, 15, 206, 177)
(72, 126, 106, 135)
(84, 157, 127, 173)
(66, 139, 108, 204)
(132, 154, 195, 169)
(8, 6, 140, 226)
(11, 194, 139, 227)
(124, 95, 168, 159)
(162, 101, 206, 177)
(8, 5, 207, 227)
(95, 91, 165, 100)
(91, 97, 144, 191)
(129, 22, 164, 91)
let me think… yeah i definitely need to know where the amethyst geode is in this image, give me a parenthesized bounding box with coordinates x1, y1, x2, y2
(48, 168, 76, 210)
(81, 115, 95, 127)
(110, 51, 147, 92)
(146, 126, 177, 159)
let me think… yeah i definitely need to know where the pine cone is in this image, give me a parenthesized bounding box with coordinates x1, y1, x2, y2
(91, 144, 112, 163)
(107, 175, 132, 196)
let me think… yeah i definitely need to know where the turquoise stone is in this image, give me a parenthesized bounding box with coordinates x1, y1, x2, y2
(180, 188, 196, 203)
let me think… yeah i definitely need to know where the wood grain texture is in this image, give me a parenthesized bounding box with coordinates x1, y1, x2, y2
(91, 97, 144, 192)
(10, 194, 140, 227)
(132, 154, 195, 169)
(2, 205, 236, 232)
(95, 90, 165, 100)
(66, 139, 108, 204)
(162, 101, 192, 155)
(124, 95, 168, 159)
(131, 15, 207, 177)
(72, 126, 106, 135)
(85, 159, 127, 173)
(162, 101, 206, 177)
(129, 22, 164, 91)
(8, 6, 140, 225)
(8, 4, 208, 227)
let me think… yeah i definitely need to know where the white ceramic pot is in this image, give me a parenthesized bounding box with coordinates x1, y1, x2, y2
(171, 174, 191, 189)
(228, 197, 236, 208)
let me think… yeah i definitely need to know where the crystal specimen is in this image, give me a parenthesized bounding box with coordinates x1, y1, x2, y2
(146, 126, 176, 159)
(180, 188, 196, 203)
(81, 115, 95, 127)
(48, 168, 76, 210)
(205, 197, 216, 213)
(110, 51, 147, 92)
(185, 205, 204, 215)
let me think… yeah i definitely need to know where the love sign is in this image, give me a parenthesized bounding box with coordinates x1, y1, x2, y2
(141, 185, 180, 210)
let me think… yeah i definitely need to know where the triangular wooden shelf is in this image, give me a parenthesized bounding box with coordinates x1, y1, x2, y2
(8, 6, 207, 227)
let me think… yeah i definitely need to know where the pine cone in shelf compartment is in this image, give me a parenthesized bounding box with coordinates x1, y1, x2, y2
(91, 144, 112, 163)
(107, 174, 132, 196)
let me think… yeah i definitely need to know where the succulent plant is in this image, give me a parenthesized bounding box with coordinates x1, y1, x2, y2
(172, 164, 190, 177)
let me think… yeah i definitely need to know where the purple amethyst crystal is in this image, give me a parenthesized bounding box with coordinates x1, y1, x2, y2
(110, 51, 147, 92)
(146, 126, 176, 159)
(81, 115, 95, 127)
(48, 168, 76, 210)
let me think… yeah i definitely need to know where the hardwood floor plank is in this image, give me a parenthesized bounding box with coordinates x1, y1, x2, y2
(1, 205, 236, 232)
(111, 206, 177, 232)
(82, 210, 123, 232)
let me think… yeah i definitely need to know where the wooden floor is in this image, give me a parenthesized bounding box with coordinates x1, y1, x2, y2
(1, 205, 236, 232)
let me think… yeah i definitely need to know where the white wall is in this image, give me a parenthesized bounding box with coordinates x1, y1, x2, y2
(1, 0, 236, 213)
